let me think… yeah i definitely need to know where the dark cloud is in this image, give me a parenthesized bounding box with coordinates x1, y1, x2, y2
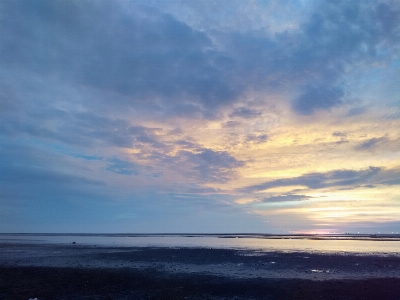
(347, 106, 367, 116)
(151, 172, 163, 178)
(71, 154, 103, 161)
(303, 1, 400, 65)
(0, 107, 163, 149)
(262, 194, 310, 203)
(240, 166, 382, 193)
(223, 121, 242, 128)
(292, 84, 344, 115)
(229, 107, 262, 119)
(106, 158, 141, 176)
(370, 166, 400, 186)
(1, 0, 239, 113)
(1, 160, 102, 187)
(2, 0, 398, 120)
(381, 178, 400, 186)
(354, 136, 391, 151)
(245, 134, 268, 144)
(0, 141, 108, 203)
(288, 1, 399, 114)
(374, 2, 400, 40)
(226, 1, 400, 114)
(168, 103, 204, 118)
(178, 148, 244, 183)
(174, 140, 200, 149)
(332, 131, 348, 144)
(332, 132, 347, 137)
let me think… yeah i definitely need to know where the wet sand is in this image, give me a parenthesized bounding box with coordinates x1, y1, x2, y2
(1, 243, 400, 299)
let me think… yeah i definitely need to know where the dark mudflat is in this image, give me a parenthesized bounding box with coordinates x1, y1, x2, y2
(1, 243, 400, 299)
(1, 266, 400, 300)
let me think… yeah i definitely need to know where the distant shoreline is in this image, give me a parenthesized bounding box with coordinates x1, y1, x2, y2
(2, 232, 400, 241)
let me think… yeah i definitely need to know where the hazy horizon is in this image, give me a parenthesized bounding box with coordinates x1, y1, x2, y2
(2, 232, 400, 236)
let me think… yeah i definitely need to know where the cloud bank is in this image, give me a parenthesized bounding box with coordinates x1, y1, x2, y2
(1, 0, 399, 233)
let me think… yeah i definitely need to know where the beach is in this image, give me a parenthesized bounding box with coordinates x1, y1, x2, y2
(1, 242, 400, 299)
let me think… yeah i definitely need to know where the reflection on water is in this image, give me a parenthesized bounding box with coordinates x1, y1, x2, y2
(1, 234, 399, 255)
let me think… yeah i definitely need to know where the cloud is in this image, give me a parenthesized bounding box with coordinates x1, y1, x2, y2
(0, 141, 108, 203)
(332, 132, 347, 137)
(223, 121, 242, 128)
(1, 161, 102, 187)
(228, 1, 400, 114)
(178, 148, 244, 183)
(374, 2, 400, 40)
(332, 131, 348, 144)
(373, 166, 400, 186)
(1, 0, 240, 114)
(261, 194, 311, 203)
(355, 136, 389, 150)
(292, 85, 344, 115)
(106, 158, 141, 176)
(229, 107, 262, 119)
(354, 136, 400, 152)
(240, 166, 383, 193)
(1, 0, 399, 233)
(347, 106, 367, 116)
(245, 134, 268, 144)
(0, 107, 164, 149)
(3, 0, 399, 120)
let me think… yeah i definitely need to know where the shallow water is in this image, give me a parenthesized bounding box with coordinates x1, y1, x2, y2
(1, 234, 399, 255)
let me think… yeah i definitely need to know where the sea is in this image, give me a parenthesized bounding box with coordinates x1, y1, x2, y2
(1, 233, 400, 256)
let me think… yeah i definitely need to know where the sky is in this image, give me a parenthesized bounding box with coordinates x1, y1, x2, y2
(1, 0, 399, 234)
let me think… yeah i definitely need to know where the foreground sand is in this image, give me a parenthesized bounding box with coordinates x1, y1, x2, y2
(1, 243, 400, 299)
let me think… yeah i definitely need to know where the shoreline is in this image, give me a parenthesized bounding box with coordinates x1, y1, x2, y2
(2, 232, 400, 240)
(2, 233, 400, 257)
(1, 243, 400, 299)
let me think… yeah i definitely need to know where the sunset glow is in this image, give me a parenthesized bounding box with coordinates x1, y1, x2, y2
(1, 0, 399, 233)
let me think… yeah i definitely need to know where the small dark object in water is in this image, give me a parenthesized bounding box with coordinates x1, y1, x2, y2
(72, 242, 76, 244)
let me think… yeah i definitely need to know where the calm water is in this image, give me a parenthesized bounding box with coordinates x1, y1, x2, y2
(1, 234, 400, 255)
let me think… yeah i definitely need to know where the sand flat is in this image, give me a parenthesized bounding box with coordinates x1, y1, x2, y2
(1, 243, 400, 299)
